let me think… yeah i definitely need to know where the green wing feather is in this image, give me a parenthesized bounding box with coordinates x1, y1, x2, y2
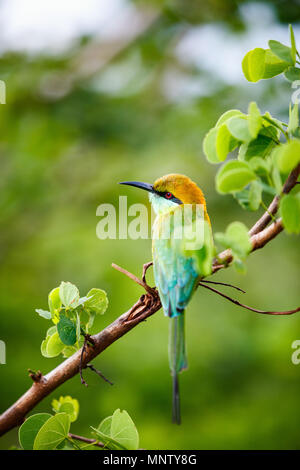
(152, 205, 200, 317)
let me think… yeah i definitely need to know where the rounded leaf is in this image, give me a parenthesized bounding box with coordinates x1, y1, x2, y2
(216, 160, 256, 194)
(248, 180, 262, 211)
(85, 288, 108, 315)
(33, 413, 70, 450)
(262, 49, 290, 79)
(268, 40, 294, 65)
(52, 396, 79, 423)
(59, 281, 80, 308)
(57, 315, 77, 346)
(280, 194, 300, 234)
(216, 124, 238, 161)
(248, 101, 262, 139)
(215, 109, 243, 127)
(227, 116, 252, 142)
(284, 66, 300, 82)
(202, 127, 219, 163)
(277, 140, 300, 173)
(48, 287, 61, 323)
(46, 332, 65, 357)
(19, 413, 52, 450)
(92, 409, 139, 451)
(226, 221, 252, 257)
(242, 48, 265, 82)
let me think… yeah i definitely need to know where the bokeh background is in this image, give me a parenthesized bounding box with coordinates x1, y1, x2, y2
(0, 0, 300, 450)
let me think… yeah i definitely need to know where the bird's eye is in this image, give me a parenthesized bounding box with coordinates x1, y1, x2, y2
(165, 192, 173, 199)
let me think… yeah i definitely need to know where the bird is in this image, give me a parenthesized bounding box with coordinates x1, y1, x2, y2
(120, 174, 212, 424)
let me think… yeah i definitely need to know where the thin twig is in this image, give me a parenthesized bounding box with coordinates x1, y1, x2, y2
(68, 433, 104, 448)
(200, 280, 246, 293)
(112, 262, 156, 295)
(79, 337, 88, 387)
(28, 369, 45, 383)
(142, 261, 153, 284)
(86, 364, 114, 386)
(199, 282, 300, 315)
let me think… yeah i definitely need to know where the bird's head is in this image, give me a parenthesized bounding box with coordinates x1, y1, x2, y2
(120, 174, 207, 215)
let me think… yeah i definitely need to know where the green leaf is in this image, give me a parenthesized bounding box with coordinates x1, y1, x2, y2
(48, 287, 61, 323)
(242, 48, 265, 82)
(92, 409, 139, 451)
(47, 325, 57, 336)
(110, 409, 139, 450)
(227, 116, 252, 142)
(189, 221, 214, 278)
(46, 331, 65, 357)
(35, 309, 51, 320)
(268, 40, 294, 65)
(233, 258, 247, 274)
(280, 194, 300, 234)
(19, 413, 52, 450)
(233, 189, 251, 210)
(215, 222, 251, 260)
(287, 103, 299, 134)
(216, 160, 256, 194)
(277, 140, 300, 173)
(262, 49, 290, 79)
(242, 47, 290, 82)
(52, 396, 79, 423)
(59, 281, 80, 308)
(216, 123, 238, 161)
(226, 222, 252, 257)
(57, 315, 77, 346)
(238, 134, 276, 161)
(62, 345, 78, 358)
(248, 156, 271, 175)
(33, 413, 70, 450)
(202, 127, 219, 163)
(248, 102, 262, 139)
(41, 338, 50, 357)
(284, 66, 300, 81)
(215, 109, 243, 127)
(248, 180, 262, 211)
(272, 165, 283, 193)
(76, 312, 81, 342)
(290, 24, 297, 64)
(85, 288, 108, 315)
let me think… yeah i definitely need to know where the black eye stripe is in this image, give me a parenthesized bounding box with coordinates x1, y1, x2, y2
(154, 190, 183, 205)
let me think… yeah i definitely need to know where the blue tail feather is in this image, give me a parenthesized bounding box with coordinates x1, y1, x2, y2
(169, 313, 187, 424)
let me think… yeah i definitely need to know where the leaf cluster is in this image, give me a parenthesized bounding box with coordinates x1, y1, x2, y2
(36, 281, 108, 358)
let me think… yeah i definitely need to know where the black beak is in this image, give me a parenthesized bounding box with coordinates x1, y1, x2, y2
(119, 181, 154, 193)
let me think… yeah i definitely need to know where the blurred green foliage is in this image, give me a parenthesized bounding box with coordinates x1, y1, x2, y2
(0, 0, 300, 450)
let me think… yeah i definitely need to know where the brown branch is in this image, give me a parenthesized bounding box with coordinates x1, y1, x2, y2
(200, 280, 246, 293)
(212, 218, 284, 273)
(68, 433, 104, 448)
(199, 282, 300, 315)
(86, 364, 114, 386)
(0, 290, 161, 436)
(112, 262, 156, 296)
(0, 168, 298, 437)
(249, 163, 300, 236)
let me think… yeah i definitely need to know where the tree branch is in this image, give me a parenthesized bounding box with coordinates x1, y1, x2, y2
(68, 433, 104, 448)
(249, 163, 300, 236)
(0, 168, 299, 437)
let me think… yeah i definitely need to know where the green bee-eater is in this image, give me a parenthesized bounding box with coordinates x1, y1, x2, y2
(120, 174, 212, 423)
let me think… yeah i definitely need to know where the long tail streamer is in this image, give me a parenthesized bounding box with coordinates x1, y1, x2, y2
(169, 313, 187, 424)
